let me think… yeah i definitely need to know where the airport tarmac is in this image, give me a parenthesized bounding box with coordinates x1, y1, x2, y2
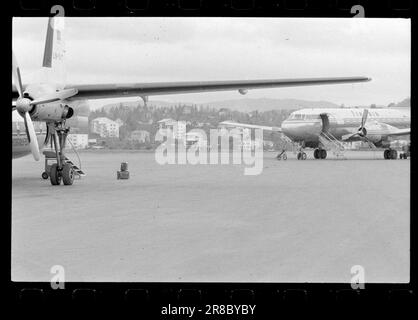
(12, 149, 410, 283)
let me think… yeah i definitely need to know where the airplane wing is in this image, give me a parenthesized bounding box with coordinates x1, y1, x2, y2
(12, 76, 370, 106)
(368, 121, 410, 137)
(219, 121, 282, 132)
(62, 76, 370, 100)
(384, 127, 410, 136)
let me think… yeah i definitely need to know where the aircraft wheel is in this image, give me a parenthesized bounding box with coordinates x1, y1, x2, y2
(62, 163, 75, 185)
(41, 172, 49, 180)
(282, 153, 287, 160)
(302, 152, 307, 160)
(390, 150, 398, 160)
(314, 149, 319, 159)
(321, 149, 327, 159)
(50, 164, 61, 186)
(297, 152, 302, 160)
(384, 149, 389, 159)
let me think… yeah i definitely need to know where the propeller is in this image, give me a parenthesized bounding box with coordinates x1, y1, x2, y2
(13, 52, 40, 161)
(342, 109, 369, 141)
(12, 52, 78, 161)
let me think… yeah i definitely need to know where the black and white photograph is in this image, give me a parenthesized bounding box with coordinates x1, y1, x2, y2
(12, 17, 410, 283)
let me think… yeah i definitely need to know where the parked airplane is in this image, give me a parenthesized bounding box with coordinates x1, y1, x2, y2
(219, 106, 410, 160)
(12, 17, 371, 185)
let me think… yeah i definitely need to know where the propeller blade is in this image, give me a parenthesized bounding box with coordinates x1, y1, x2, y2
(12, 52, 24, 97)
(29, 88, 78, 105)
(361, 109, 369, 128)
(363, 136, 376, 149)
(342, 132, 358, 141)
(23, 112, 40, 161)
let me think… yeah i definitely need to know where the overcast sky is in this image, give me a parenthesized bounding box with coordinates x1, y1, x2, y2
(12, 17, 410, 111)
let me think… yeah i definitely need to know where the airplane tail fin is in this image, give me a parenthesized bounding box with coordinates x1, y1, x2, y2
(40, 16, 66, 88)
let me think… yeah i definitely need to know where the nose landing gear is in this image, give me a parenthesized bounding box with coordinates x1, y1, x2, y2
(44, 122, 78, 186)
(276, 149, 287, 160)
(45, 158, 76, 185)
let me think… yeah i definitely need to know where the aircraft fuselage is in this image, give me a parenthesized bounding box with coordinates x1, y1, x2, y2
(281, 107, 410, 147)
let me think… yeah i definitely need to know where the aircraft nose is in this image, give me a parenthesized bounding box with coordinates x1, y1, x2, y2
(281, 120, 292, 137)
(282, 120, 299, 138)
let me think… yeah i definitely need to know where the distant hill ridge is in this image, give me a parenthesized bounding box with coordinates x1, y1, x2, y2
(203, 98, 339, 111)
(100, 97, 410, 113)
(101, 98, 339, 112)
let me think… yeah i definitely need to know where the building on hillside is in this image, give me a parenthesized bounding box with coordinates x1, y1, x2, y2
(90, 117, 120, 138)
(217, 124, 265, 151)
(115, 118, 124, 127)
(129, 130, 151, 143)
(241, 127, 252, 151)
(65, 134, 89, 149)
(158, 118, 186, 141)
(158, 118, 176, 127)
(88, 138, 97, 147)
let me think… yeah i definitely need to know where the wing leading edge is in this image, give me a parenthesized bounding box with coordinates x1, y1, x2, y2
(219, 121, 282, 133)
(61, 76, 371, 100)
(384, 128, 410, 137)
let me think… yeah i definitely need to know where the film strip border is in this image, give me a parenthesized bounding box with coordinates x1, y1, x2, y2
(11, 285, 416, 309)
(13, 0, 414, 17)
(9, 0, 416, 313)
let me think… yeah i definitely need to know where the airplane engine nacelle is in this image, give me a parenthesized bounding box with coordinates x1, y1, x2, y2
(374, 139, 390, 148)
(366, 134, 382, 144)
(30, 103, 74, 122)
